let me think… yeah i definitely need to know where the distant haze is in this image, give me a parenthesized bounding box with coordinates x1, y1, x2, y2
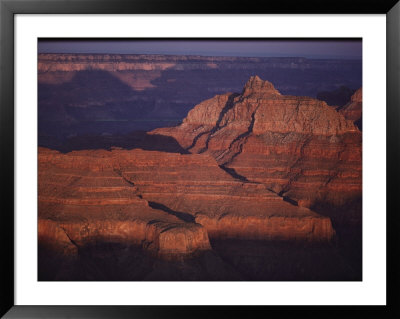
(38, 39, 362, 60)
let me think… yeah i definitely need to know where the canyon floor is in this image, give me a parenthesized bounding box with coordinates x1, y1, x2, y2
(38, 75, 362, 281)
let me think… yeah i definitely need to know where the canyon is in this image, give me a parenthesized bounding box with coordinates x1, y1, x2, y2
(38, 73, 362, 281)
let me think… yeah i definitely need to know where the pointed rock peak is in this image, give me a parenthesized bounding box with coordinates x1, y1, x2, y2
(245, 75, 271, 88)
(242, 76, 280, 97)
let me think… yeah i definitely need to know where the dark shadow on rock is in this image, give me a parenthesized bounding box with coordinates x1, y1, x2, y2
(354, 116, 362, 131)
(148, 201, 195, 223)
(210, 238, 361, 281)
(316, 86, 356, 107)
(310, 197, 362, 226)
(282, 196, 298, 206)
(219, 165, 249, 182)
(200, 93, 239, 151)
(39, 242, 242, 281)
(219, 106, 257, 166)
(40, 131, 189, 154)
(188, 93, 239, 152)
(310, 197, 362, 279)
(38, 242, 155, 281)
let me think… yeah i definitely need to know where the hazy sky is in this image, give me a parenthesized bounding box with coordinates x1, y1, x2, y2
(38, 39, 362, 59)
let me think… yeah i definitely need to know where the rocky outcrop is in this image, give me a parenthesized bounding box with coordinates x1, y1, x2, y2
(152, 76, 362, 210)
(113, 148, 335, 242)
(38, 146, 335, 260)
(337, 88, 362, 130)
(38, 148, 212, 259)
(242, 75, 281, 98)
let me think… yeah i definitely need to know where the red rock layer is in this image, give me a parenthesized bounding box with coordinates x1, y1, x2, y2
(337, 88, 362, 128)
(38, 148, 211, 259)
(152, 76, 362, 208)
(38, 147, 335, 259)
(113, 149, 334, 241)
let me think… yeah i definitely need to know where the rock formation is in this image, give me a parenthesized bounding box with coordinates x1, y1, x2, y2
(38, 148, 211, 260)
(153, 76, 362, 210)
(336, 87, 362, 130)
(113, 148, 334, 241)
(38, 142, 336, 261)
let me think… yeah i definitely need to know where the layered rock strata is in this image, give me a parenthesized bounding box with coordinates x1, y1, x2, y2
(38, 148, 211, 259)
(38, 146, 335, 260)
(153, 76, 362, 208)
(336, 88, 362, 130)
(113, 149, 334, 241)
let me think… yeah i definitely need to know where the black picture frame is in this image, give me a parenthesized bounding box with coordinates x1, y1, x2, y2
(1, 0, 399, 318)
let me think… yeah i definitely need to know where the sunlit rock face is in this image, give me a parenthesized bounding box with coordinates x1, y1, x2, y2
(153, 76, 362, 210)
(38, 148, 212, 260)
(337, 88, 362, 130)
(38, 141, 336, 262)
(112, 148, 335, 242)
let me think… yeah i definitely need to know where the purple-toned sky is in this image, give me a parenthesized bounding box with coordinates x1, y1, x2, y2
(38, 39, 362, 59)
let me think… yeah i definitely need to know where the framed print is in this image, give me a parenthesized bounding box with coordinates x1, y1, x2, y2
(1, 0, 399, 318)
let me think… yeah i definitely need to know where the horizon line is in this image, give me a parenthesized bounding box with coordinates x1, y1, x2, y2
(37, 52, 362, 60)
